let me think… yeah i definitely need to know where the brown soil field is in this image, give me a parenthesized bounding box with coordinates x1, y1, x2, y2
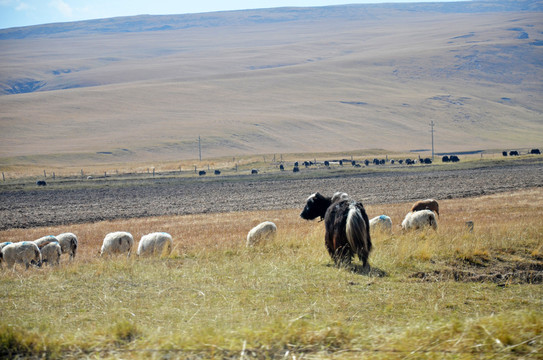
(1, 159, 541, 231)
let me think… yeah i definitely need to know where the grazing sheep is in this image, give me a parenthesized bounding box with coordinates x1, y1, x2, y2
(100, 232, 134, 257)
(300, 193, 372, 267)
(1, 242, 41, 269)
(32, 236, 62, 265)
(137, 232, 173, 256)
(0, 242, 13, 268)
(33, 235, 58, 248)
(411, 199, 440, 217)
(56, 233, 78, 259)
(246, 221, 277, 247)
(40, 241, 62, 266)
(369, 215, 392, 233)
(401, 210, 438, 231)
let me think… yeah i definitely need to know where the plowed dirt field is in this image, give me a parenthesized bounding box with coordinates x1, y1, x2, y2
(1, 160, 542, 230)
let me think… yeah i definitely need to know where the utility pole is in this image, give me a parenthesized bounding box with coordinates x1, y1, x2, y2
(198, 135, 202, 162)
(430, 121, 435, 160)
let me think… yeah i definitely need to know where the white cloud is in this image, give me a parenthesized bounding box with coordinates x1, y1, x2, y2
(49, 0, 73, 17)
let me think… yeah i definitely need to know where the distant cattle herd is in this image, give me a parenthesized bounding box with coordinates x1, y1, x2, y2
(31, 149, 540, 186)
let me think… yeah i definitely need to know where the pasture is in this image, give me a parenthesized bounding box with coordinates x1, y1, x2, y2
(1, 188, 542, 359)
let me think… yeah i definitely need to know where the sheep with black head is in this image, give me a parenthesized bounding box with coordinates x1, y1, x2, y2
(300, 192, 372, 268)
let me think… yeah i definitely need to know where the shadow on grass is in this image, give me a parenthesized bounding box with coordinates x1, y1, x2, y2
(326, 263, 388, 277)
(351, 264, 388, 277)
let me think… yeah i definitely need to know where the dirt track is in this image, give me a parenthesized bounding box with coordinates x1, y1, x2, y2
(1, 160, 542, 230)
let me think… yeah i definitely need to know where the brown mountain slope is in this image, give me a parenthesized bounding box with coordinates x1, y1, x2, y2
(0, 3, 542, 164)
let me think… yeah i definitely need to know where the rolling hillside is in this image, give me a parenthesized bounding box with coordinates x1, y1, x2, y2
(0, 0, 542, 165)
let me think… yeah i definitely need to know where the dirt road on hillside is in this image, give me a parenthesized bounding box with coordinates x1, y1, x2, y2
(1, 161, 542, 230)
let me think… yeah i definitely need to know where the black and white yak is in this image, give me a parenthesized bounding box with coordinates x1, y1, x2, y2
(300, 192, 372, 268)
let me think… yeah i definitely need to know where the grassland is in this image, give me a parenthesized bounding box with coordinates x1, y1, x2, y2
(0, 3, 542, 357)
(1, 188, 541, 359)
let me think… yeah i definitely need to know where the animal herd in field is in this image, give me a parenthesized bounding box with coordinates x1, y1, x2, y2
(0, 230, 174, 270)
(300, 192, 439, 267)
(1, 194, 439, 271)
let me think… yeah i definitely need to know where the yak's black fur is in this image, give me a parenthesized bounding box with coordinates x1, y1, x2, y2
(300, 193, 372, 267)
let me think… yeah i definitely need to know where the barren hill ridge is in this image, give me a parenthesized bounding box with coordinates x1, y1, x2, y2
(0, 0, 542, 162)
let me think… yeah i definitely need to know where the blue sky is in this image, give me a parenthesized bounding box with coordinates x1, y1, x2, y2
(0, 0, 458, 29)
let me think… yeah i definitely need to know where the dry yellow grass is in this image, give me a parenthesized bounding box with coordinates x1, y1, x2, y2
(0, 188, 541, 359)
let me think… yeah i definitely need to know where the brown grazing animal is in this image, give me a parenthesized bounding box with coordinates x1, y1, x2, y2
(411, 199, 439, 217)
(300, 192, 372, 267)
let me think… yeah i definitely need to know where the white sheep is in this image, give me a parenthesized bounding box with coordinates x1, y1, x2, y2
(33, 235, 58, 247)
(137, 232, 173, 257)
(40, 241, 62, 266)
(56, 233, 78, 259)
(100, 232, 134, 257)
(32, 236, 62, 266)
(401, 210, 438, 231)
(369, 215, 393, 233)
(32, 235, 62, 265)
(0, 242, 13, 268)
(1, 241, 41, 269)
(246, 221, 277, 247)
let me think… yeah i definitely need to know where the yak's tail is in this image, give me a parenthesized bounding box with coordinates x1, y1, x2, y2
(345, 204, 371, 266)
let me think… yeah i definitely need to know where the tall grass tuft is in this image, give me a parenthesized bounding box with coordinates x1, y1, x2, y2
(0, 325, 62, 359)
(108, 319, 141, 346)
